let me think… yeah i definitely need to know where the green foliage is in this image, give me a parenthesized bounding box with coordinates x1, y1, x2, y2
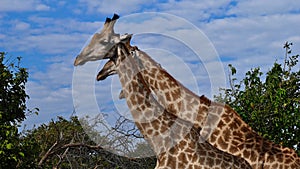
(0, 52, 38, 168)
(215, 42, 300, 155)
(0, 52, 28, 123)
(0, 52, 156, 168)
(23, 116, 94, 168)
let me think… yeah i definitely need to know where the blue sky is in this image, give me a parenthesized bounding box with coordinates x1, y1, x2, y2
(1, 0, 300, 131)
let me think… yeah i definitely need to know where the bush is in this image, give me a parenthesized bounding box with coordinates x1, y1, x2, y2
(215, 42, 300, 155)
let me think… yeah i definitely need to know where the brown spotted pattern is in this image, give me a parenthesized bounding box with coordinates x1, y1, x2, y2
(74, 14, 299, 168)
(130, 48, 300, 169)
(97, 42, 251, 169)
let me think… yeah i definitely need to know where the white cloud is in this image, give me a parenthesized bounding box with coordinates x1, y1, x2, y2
(1, 16, 105, 55)
(2, 33, 88, 55)
(0, 0, 50, 12)
(158, 0, 233, 21)
(0, 34, 6, 39)
(78, 0, 150, 15)
(28, 16, 103, 33)
(14, 21, 31, 30)
(71, 61, 122, 133)
(24, 56, 86, 129)
(228, 0, 300, 17)
(31, 57, 73, 88)
(24, 80, 73, 129)
(201, 13, 300, 76)
(35, 4, 50, 11)
(58, 1, 67, 7)
(1, 0, 298, 131)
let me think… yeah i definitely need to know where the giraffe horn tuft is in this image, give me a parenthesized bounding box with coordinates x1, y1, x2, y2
(112, 13, 120, 21)
(105, 17, 111, 23)
(104, 14, 119, 24)
(102, 14, 120, 34)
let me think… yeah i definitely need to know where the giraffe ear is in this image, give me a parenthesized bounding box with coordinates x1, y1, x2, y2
(119, 90, 125, 99)
(121, 34, 133, 48)
(120, 33, 132, 42)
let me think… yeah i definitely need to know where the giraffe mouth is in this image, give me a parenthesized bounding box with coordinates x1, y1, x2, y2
(97, 60, 117, 81)
(97, 68, 116, 81)
(97, 72, 109, 81)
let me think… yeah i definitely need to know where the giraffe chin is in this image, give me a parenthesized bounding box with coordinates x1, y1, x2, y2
(97, 60, 117, 81)
(96, 73, 108, 81)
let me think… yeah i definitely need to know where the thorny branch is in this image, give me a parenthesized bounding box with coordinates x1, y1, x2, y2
(112, 115, 144, 139)
(37, 114, 154, 168)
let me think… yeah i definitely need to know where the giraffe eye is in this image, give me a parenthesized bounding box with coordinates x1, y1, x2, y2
(100, 41, 109, 45)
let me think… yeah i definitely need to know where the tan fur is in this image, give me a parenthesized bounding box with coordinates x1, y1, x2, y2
(97, 43, 251, 168)
(129, 48, 300, 169)
(75, 15, 299, 168)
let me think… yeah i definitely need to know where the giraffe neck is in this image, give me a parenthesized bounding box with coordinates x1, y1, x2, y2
(131, 50, 222, 139)
(129, 48, 300, 168)
(103, 43, 252, 169)
(113, 43, 193, 156)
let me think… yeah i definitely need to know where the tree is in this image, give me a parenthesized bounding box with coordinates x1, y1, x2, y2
(22, 115, 156, 168)
(215, 42, 300, 155)
(0, 52, 37, 168)
(0, 52, 156, 168)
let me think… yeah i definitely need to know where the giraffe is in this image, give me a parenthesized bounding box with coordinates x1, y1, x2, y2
(94, 36, 251, 168)
(118, 49, 300, 169)
(73, 14, 300, 168)
(74, 14, 251, 168)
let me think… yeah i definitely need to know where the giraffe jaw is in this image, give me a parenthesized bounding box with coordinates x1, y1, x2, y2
(97, 60, 117, 81)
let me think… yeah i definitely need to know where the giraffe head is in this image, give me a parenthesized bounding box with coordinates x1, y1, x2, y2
(95, 32, 135, 81)
(96, 59, 116, 81)
(74, 14, 131, 66)
(97, 59, 126, 99)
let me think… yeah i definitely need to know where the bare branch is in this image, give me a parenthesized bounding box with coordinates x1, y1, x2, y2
(112, 115, 144, 139)
(59, 143, 105, 150)
(54, 139, 73, 169)
(38, 141, 58, 166)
